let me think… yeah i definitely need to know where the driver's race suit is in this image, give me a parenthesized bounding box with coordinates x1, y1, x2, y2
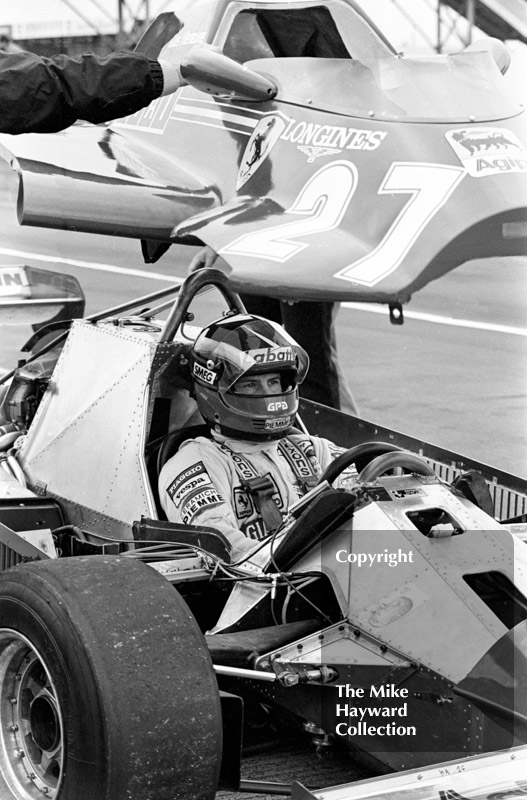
(159, 432, 357, 559)
(0, 51, 164, 134)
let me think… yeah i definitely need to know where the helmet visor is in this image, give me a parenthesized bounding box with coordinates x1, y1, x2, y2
(194, 315, 309, 393)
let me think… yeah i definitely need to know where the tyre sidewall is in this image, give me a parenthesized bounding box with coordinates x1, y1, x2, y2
(0, 583, 108, 799)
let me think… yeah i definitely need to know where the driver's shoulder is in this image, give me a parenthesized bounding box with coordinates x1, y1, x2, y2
(287, 431, 340, 451)
(159, 436, 216, 481)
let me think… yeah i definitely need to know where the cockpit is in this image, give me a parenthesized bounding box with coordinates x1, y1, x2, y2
(222, 6, 354, 61)
(215, 2, 397, 62)
(141, 0, 397, 63)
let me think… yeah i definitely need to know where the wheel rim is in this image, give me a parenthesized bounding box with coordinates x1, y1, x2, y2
(0, 629, 63, 799)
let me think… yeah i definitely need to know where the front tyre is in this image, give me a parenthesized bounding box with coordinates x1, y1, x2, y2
(0, 556, 222, 800)
(0, 628, 64, 798)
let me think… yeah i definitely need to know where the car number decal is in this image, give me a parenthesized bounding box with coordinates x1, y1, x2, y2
(337, 162, 465, 286)
(220, 160, 465, 287)
(222, 160, 358, 261)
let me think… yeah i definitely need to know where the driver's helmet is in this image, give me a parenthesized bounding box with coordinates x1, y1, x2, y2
(190, 313, 309, 441)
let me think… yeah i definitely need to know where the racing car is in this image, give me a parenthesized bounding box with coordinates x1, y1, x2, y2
(0, 266, 526, 800)
(0, 1, 526, 796)
(0, 0, 526, 307)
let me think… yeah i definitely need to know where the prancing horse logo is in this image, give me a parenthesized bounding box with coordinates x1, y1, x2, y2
(236, 113, 288, 191)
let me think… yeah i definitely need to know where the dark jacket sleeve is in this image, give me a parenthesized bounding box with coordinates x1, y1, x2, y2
(0, 50, 164, 134)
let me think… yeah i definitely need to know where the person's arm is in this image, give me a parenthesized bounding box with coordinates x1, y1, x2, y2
(158, 440, 255, 560)
(0, 50, 186, 134)
(309, 435, 359, 487)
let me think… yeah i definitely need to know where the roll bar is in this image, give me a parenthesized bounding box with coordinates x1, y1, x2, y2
(159, 268, 247, 343)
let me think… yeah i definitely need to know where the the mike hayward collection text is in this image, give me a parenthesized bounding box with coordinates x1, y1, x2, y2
(333, 684, 417, 738)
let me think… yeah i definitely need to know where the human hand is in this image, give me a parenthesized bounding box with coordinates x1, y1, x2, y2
(188, 245, 218, 273)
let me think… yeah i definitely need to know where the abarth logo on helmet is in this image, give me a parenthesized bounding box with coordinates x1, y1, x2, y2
(253, 347, 294, 364)
(193, 363, 216, 385)
(268, 400, 288, 411)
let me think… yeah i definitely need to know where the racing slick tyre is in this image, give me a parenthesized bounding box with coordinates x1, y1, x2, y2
(0, 555, 222, 800)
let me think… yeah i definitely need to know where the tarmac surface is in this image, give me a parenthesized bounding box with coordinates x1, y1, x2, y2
(216, 736, 371, 799)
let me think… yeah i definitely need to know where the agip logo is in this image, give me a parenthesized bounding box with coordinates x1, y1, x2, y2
(237, 113, 288, 190)
(446, 127, 527, 177)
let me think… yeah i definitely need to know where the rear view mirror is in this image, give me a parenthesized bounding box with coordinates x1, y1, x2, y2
(464, 37, 511, 75)
(180, 46, 277, 101)
(0, 265, 85, 326)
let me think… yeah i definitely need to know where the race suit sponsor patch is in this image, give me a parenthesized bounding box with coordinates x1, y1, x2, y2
(181, 488, 224, 524)
(167, 469, 212, 508)
(168, 462, 209, 497)
(242, 518, 268, 541)
(446, 127, 527, 177)
(233, 487, 254, 519)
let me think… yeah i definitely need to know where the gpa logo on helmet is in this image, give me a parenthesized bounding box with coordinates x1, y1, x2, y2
(193, 362, 216, 385)
(253, 347, 294, 365)
(268, 400, 288, 411)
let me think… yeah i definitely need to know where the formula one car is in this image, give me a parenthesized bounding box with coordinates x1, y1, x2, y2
(0, 267, 526, 800)
(0, 0, 526, 307)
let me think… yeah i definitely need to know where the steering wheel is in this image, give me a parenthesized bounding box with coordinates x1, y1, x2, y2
(358, 451, 436, 483)
(318, 442, 405, 486)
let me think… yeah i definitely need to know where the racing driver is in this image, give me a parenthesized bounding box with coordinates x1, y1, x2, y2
(158, 314, 356, 559)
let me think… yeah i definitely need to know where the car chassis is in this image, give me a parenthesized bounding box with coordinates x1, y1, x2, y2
(0, 268, 526, 800)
